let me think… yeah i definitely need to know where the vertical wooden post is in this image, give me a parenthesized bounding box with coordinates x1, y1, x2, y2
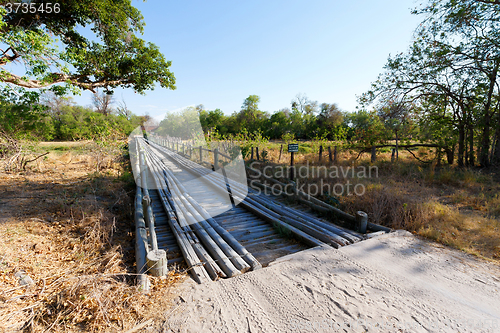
(256, 147, 260, 161)
(176, 142, 179, 152)
(371, 146, 377, 162)
(278, 144, 283, 162)
(355, 211, 368, 234)
(214, 148, 219, 170)
(328, 146, 333, 164)
(290, 151, 295, 181)
(391, 148, 396, 163)
(319, 145, 323, 164)
(251, 147, 254, 160)
(199, 145, 203, 164)
(147, 249, 168, 276)
(182, 143, 185, 155)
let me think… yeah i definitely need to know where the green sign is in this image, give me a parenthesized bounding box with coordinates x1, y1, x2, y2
(288, 143, 299, 153)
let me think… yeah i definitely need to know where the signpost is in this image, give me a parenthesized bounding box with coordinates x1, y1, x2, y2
(288, 144, 299, 180)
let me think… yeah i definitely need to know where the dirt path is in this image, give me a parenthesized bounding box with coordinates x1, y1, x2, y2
(162, 231, 500, 333)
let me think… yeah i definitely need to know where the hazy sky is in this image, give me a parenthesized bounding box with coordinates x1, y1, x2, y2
(70, 0, 422, 119)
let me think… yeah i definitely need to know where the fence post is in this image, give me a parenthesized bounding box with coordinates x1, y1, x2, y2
(371, 146, 377, 162)
(328, 146, 333, 164)
(278, 144, 283, 162)
(256, 147, 260, 161)
(199, 146, 203, 164)
(214, 148, 219, 170)
(251, 147, 254, 160)
(182, 143, 185, 155)
(355, 211, 368, 234)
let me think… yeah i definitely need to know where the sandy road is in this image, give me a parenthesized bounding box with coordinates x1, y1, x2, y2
(161, 231, 500, 333)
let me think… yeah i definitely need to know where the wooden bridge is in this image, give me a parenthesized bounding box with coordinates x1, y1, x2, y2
(132, 137, 391, 287)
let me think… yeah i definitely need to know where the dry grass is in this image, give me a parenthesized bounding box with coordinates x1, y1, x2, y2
(0, 141, 186, 332)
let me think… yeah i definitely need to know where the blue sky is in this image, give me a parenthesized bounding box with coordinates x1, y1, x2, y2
(72, 0, 422, 119)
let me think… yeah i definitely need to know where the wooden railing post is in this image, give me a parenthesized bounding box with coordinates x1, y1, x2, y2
(356, 211, 368, 234)
(199, 145, 203, 164)
(214, 148, 219, 170)
(371, 146, 377, 162)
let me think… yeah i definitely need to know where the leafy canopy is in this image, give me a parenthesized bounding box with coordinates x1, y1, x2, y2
(0, 0, 176, 94)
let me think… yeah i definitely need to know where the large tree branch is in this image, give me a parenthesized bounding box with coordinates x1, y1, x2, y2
(475, 0, 500, 5)
(0, 47, 21, 66)
(0, 70, 130, 93)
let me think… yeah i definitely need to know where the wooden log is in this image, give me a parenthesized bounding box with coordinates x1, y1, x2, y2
(141, 143, 210, 283)
(146, 249, 168, 276)
(246, 165, 357, 223)
(184, 195, 262, 270)
(239, 200, 326, 248)
(141, 154, 158, 251)
(192, 243, 226, 280)
(148, 149, 245, 276)
(367, 222, 392, 233)
(249, 195, 349, 246)
(134, 186, 151, 291)
(152, 150, 250, 273)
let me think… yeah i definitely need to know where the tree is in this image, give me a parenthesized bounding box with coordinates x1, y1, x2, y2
(41, 91, 75, 121)
(115, 97, 133, 120)
(362, 0, 500, 167)
(238, 95, 268, 133)
(291, 93, 318, 115)
(92, 90, 114, 116)
(0, 0, 176, 94)
(412, 0, 500, 167)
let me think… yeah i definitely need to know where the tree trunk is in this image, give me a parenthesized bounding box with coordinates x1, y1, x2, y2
(458, 122, 465, 167)
(446, 147, 454, 165)
(479, 60, 499, 168)
(395, 129, 399, 160)
(468, 122, 475, 167)
(493, 109, 500, 166)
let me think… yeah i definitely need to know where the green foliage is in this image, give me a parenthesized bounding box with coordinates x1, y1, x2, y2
(55, 105, 138, 140)
(0, 87, 54, 140)
(157, 106, 204, 141)
(346, 109, 389, 146)
(0, 0, 175, 94)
